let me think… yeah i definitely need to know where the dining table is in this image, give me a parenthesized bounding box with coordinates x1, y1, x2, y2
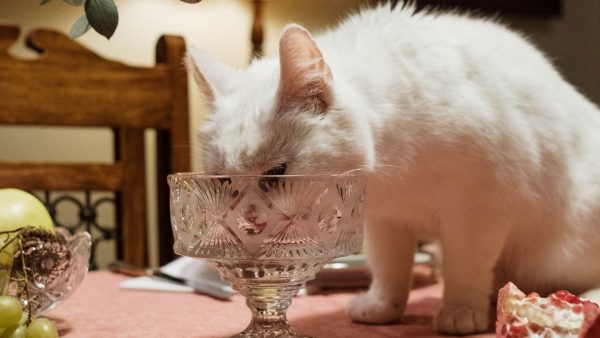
(46, 266, 496, 338)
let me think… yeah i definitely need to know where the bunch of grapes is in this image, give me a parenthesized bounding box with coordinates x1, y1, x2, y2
(0, 295, 57, 338)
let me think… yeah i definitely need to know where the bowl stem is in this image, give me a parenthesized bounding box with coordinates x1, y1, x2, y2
(231, 282, 311, 338)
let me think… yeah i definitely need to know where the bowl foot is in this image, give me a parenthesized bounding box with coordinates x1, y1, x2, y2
(230, 321, 311, 338)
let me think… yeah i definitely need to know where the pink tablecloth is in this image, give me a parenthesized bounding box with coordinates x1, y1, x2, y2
(47, 270, 495, 338)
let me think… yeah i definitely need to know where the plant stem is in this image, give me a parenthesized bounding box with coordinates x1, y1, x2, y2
(18, 237, 32, 324)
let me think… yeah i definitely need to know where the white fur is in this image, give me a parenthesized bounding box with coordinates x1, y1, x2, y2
(189, 3, 600, 335)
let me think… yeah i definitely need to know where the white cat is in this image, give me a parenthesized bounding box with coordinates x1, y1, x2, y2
(186, 3, 600, 335)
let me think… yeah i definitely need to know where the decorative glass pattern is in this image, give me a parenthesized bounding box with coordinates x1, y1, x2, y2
(169, 171, 366, 338)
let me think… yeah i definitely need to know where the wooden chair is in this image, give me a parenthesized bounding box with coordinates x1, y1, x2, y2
(0, 25, 190, 268)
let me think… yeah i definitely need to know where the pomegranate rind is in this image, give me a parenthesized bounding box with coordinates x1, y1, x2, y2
(496, 282, 527, 338)
(580, 303, 600, 338)
(496, 282, 600, 338)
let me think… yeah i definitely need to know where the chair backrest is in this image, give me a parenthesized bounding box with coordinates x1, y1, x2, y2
(0, 25, 190, 268)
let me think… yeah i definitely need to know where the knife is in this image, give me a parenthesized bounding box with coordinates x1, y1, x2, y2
(109, 260, 236, 300)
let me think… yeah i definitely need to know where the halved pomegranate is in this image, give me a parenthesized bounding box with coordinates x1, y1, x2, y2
(496, 282, 600, 338)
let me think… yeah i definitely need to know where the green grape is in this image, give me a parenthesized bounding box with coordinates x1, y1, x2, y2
(0, 325, 26, 338)
(25, 319, 58, 338)
(0, 297, 22, 329)
(17, 313, 27, 327)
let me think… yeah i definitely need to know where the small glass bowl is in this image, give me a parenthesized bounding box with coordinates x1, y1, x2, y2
(0, 227, 91, 317)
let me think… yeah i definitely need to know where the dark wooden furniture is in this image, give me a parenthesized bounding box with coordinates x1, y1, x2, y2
(391, 0, 562, 16)
(0, 25, 190, 267)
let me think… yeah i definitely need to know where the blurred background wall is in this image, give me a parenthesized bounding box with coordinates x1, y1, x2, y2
(0, 0, 598, 267)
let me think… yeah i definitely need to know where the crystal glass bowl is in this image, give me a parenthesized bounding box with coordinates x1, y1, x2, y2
(169, 171, 367, 338)
(0, 227, 91, 317)
(28, 228, 91, 316)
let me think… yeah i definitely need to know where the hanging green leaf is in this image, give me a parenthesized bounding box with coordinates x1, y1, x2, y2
(85, 0, 119, 39)
(69, 15, 92, 39)
(64, 0, 85, 5)
(40, 0, 53, 5)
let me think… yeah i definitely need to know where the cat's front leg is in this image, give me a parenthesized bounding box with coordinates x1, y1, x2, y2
(435, 218, 508, 335)
(347, 219, 416, 324)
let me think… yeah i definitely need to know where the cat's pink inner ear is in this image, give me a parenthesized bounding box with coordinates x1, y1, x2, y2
(278, 24, 333, 113)
(185, 54, 215, 104)
(185, 47, 238, 107)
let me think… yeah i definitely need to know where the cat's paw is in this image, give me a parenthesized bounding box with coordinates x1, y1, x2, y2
(435, 305, 489, 335)
(346, 293, 404, 324)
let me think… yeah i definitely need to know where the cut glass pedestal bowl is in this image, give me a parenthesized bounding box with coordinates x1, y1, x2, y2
(0, 227, 91, 317)
(168, 171, 367, 338)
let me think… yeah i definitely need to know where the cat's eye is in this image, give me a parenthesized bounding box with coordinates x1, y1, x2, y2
(263, 162, 287, 176)
(259, 163, 287, 192)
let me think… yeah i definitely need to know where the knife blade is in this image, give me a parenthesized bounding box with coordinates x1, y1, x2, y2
(109, 260, 236, 300)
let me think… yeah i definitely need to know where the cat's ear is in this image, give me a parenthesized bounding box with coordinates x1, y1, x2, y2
(185, 47, 237, 105)
(277, 24, 333, 114)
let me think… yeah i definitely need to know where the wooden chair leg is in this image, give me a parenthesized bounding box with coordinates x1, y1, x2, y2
(119, 128, 148, 267)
